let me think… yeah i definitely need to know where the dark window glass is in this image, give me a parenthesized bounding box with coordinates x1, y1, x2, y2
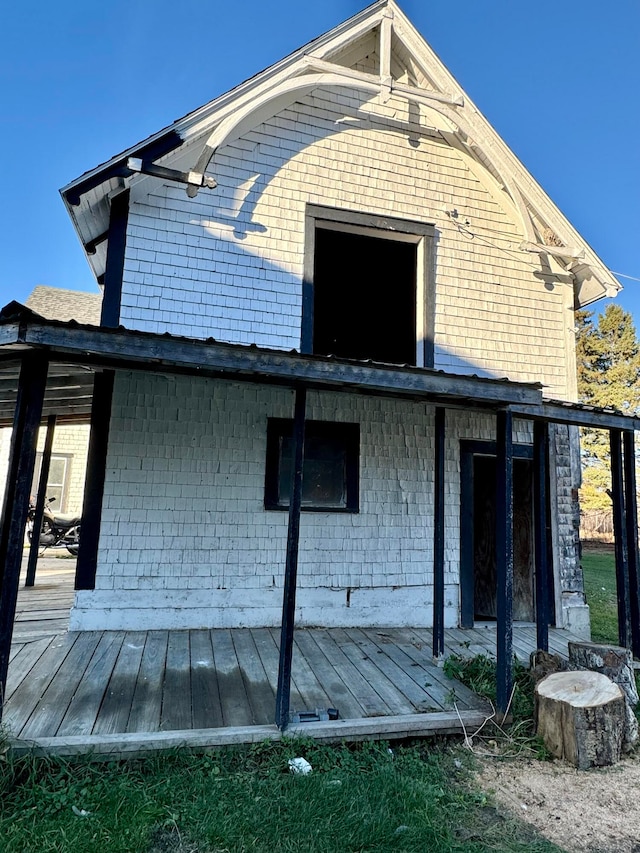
(265, 420, 359, 512)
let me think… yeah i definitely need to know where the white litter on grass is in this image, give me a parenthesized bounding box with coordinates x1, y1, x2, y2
(288, 757, 312, 775)
(71, 806, 91, 818)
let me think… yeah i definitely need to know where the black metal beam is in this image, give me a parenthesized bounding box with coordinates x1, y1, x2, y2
(610, 429, 631, 649)
(533, 421, 550, 651)
(25, 414, 56, 587)
(0, 355, 48, 721)
(495, 409, 514, 718)
(275, 387, 307, 730)
(62, 129, 182, 206)
(100, 189, 130, 328)
(623, 430, 640, 658)
(12, 322, 543, 408)
(432, 407, 445, 658)
(511, 401, 640, 432)
(74, 371, 114, 591)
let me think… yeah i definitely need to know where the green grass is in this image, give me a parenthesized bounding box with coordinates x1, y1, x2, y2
(581, 546, 619, 644)
(0, 739, 561, 853)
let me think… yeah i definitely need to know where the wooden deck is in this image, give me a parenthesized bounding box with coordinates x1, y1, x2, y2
(5, 555, 588, 756)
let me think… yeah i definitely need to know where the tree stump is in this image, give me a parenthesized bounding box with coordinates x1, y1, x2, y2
(568, 641, 639, 750)
(535, 671, 625, 769)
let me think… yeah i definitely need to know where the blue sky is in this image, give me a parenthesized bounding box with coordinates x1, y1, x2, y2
(0, 0, 638, 323)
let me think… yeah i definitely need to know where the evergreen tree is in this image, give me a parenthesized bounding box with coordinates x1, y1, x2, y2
(575, 304, 640, 510)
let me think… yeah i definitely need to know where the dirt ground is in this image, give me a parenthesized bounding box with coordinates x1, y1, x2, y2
(477, 751, 640, 853)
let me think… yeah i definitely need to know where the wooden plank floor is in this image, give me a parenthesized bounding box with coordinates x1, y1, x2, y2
(5, 553, 590, 752)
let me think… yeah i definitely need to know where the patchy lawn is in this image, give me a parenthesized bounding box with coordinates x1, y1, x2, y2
(0, 738, 561, 853)
(581, 543, 619, 644)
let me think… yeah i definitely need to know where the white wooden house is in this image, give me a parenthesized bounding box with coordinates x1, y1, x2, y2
(1, 1, 638, 727)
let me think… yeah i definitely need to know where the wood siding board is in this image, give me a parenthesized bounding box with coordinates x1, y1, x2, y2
(92, 631, 146, 735)
(127, 630, 169, 734)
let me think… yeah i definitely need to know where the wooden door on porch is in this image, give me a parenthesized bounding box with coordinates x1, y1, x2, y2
(460, 443, 538, 625)
(472, 455, 535, 621)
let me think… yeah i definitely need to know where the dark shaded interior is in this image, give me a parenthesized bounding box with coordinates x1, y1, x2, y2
(313, 228, 417, 365)
(473, 456, 535, 621)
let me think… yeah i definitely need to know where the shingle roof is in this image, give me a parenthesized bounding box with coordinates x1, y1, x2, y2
(26, 286, 102, 325)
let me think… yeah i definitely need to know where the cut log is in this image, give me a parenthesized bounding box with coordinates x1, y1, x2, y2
(535, 671, 625, 769)
(568, 641, 639, 750)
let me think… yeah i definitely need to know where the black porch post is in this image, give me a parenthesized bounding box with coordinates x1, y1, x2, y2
(432, 407, 445, 658)
(25, 414, 56, 587)
(495, 409, 514, 718)
(622, 430, 640, 658)
(275, 387, 307, 729)
(75, 371, 114, 590)
(0, 355, 48, 719)
(533, 420, 550, 651)
(610, 429, 631, 649)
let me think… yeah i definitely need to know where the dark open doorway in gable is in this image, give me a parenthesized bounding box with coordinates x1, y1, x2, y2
(313, 228, 417, 366)
(302, 206, 435, 367)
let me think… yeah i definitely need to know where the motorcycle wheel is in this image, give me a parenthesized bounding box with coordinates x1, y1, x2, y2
(67, 525, 80, 557)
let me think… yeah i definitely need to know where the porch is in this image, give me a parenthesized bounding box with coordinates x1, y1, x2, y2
(5, 558, 586, 756)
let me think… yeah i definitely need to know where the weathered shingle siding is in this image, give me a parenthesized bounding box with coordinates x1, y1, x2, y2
(119, 90, 572, 398)
(71, 371, 538, 630)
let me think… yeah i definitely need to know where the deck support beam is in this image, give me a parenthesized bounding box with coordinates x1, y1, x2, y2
(0, 354, 48, 720)
(432, 407, 445, 658)
(533, 420, 550, 651)
(610, 429, 631, 649)
(75, 371, 114, 590)
(623, 430, 640, 658)
(495, 409, 514, 717)
(25, 414, 57, 587)
(275, 387, 307, 730)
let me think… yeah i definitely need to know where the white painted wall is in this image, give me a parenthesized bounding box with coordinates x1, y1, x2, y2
(71, 371, 536, 631)
(120, 87, 574, 399)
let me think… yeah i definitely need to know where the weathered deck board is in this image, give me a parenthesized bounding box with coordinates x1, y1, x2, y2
(293, 630, 366, 719)
(189, 630, 223, 731)
(4, 633, 77, 733)
(127, 631, 168, 734)
(19, 632, 103, 739)
(211, 629, 253, 727)
(329, 626, 415, 716)
(5, 560, 591, 752)
(232, 629, 275, 725)
(92, 631, 145, 735)
(56, 631, 124, 737)
(312, 628, 393, 717)
(161, 631, 192, 731)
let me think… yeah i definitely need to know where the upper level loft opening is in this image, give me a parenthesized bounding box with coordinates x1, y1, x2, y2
(303, 206, 435, 368)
